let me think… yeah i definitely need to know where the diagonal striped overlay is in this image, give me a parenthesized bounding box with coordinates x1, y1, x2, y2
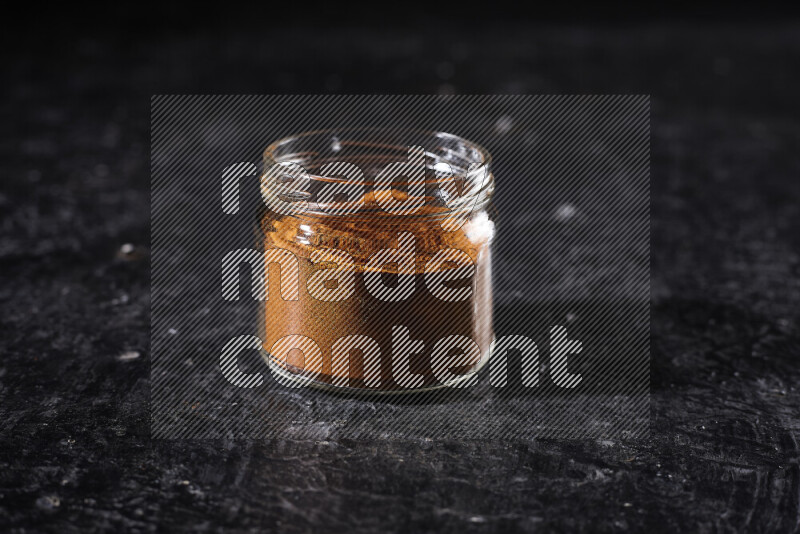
(151, 95, 650, 440)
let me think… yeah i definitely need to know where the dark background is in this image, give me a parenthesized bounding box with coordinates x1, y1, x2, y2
(2, 5, 800, 532)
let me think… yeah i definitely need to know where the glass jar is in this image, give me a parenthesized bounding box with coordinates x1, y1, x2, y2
(257, 129, 495, 392)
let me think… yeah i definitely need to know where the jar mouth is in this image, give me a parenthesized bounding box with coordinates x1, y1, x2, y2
(261, 128, 494, 220)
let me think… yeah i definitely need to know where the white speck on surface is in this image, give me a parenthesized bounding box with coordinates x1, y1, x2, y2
(554, 203, 577, 222)
(120, 243, 135, 255)
(168, 328, 178, 335)
(36, 495, 60, 510)
(111, 294, 129, 305)
(117, 351, 140, 362)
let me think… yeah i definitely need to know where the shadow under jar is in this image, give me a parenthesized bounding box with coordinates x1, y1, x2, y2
(258, 129, 496, 393)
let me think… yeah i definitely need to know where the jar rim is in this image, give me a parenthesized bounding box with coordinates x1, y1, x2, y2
(264, 127, 492, 170)
(261, 128, 494, 221)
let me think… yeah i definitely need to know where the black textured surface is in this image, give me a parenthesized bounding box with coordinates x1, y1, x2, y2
(2, 24, 800, 532)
